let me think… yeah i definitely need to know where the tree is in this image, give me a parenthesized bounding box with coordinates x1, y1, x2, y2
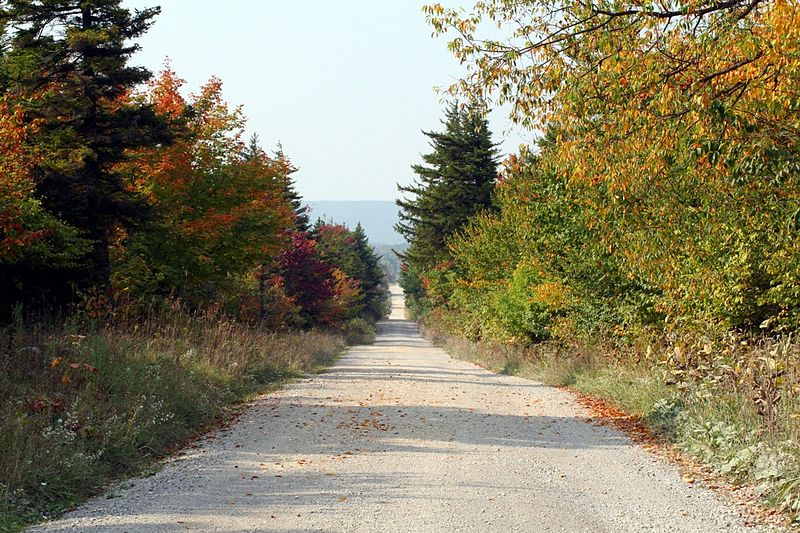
(275, 232, 336, 327)
(114, 69, 294, 305)
(395, 103, 499, 309)
(312, 221, 388, 322)
(426, 1, 800, 331)
(245, 136, 309, 232)
(351, 223, 388, 321)
(1, 0, 169, 301)
(0, 96, 89, 311)
(425, 1, 800, 204)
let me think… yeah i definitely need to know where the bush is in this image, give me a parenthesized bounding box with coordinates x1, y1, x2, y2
(340, 317, 375, 345)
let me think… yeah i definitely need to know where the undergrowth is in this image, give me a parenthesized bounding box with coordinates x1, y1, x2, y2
(421, 318, 800, 527)
(0, 306, 346, 532)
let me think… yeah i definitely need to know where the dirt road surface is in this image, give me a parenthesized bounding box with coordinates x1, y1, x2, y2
(31, 286, 772, 532)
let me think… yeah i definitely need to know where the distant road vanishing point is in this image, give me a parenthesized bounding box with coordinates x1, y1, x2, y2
(32, 286, 770, 532)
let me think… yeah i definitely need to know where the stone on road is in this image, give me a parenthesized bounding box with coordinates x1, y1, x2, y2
(31, 286, 770, 532)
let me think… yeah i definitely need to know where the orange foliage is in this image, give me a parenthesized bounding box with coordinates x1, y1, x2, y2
(0, 98, 44, 261)
(113, 65, 295, 296)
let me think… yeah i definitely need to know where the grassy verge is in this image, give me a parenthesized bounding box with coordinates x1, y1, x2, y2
(421, 320, 800, 527)
(0, 307, 347, 532)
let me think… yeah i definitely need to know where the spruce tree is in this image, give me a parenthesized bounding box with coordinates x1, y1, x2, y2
(352, 223, 388, 321)
(311, 221, 388, 322)
(395, 103, 499, 306)
(1, 0, 169, 300)
(272, 142, 310, 232)
(244, 135, 308, 231)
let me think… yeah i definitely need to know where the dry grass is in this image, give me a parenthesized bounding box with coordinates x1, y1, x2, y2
(0, 304, 346, 532)
(421, 316, 800, 527)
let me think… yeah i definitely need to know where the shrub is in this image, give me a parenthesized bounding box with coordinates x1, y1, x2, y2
(341, 317, 375, 345)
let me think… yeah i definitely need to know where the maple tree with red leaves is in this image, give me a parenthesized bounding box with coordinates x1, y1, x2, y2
(275, 232, 338, 327)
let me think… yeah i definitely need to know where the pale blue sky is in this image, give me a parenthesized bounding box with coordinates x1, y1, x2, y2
(124, 1, 531, 201)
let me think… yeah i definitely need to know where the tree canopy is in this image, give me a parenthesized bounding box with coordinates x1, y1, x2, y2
(395, 103, 499, 312)
(0, 1, 389, 330)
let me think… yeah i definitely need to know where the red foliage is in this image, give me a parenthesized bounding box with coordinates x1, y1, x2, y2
(113, 66, 296, 298)
(277, 233, 337, 325)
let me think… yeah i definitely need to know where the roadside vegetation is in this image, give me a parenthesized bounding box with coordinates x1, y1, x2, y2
(398, 0, 800, 523)
(423, 319, 800, 523)
(0, 308, 345, 531)
(0, 1, 387, 531)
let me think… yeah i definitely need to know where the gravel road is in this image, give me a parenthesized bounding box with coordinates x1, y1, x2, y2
(31, 286, 773, 532)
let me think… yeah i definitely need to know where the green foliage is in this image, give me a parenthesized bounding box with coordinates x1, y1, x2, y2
(1, 0, 170, 298)
(0, 195, 91, 312)
(440, 148, 649, 344)
(425, 0, 800, 334)
(0, 309, 345, 530)
(312, 221, 389, 323)
(112, 73, 294, 307)
(396, 102, 499, 309)
(340, 317, 376, 345)
(491, 260, 552, 342)
(350, 224, 389, 321)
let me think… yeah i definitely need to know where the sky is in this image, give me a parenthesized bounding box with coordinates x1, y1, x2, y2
(124, 1, 532, 201)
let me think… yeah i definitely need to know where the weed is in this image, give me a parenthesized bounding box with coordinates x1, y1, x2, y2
(0, 306, 345, 531)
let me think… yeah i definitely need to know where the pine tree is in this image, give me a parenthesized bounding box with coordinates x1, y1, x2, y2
(1, 0, 169, 300)
(395, 103, 499, 306)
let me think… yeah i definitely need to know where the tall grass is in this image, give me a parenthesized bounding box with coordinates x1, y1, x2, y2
(421, 317, 800, 525)
(0, 304, 345, 532)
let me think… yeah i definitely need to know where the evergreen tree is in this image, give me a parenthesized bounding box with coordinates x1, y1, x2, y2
(352, 223, 388, 321)
(395, 103, 499, 308)
(311, 221, 388, 322)
(244, 136, 306, 232)
(272, 141, 309, 232)
(1, 0, 169, 301)
(396, 103, 499, 268)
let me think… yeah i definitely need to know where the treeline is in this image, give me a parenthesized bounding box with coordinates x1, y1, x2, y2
(0, 1, 387, 328)
(0, 2, 386, 528)
(401, 0, 800, 519)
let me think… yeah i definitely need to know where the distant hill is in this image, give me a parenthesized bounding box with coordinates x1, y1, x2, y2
(373, 243, 408, 283)
(305, 201, 406, 245)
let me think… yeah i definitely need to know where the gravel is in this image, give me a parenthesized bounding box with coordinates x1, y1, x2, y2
(30, 286, 776, 532)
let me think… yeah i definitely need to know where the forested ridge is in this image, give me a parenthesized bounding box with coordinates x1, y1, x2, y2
(398, 0, 800, 523)
(0, 2, 386, 529)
